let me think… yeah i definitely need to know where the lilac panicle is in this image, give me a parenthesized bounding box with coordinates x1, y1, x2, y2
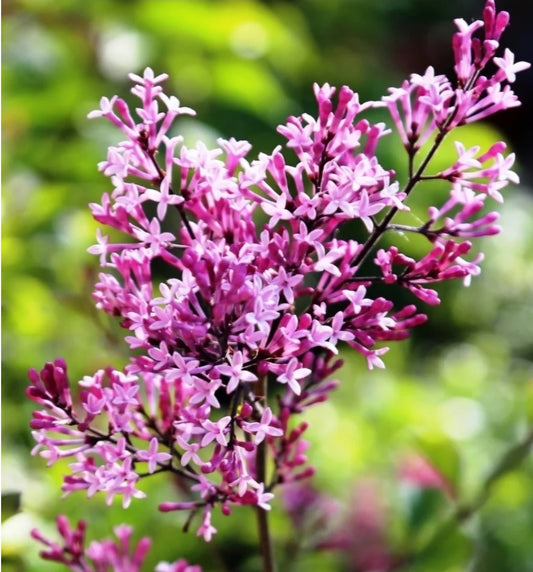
(31, 516, 201, 572)
(28, 0, 528, 562)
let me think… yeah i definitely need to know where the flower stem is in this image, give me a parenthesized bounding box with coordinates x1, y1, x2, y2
(255, 375, 276, 572)
(256, 503, 275, 572)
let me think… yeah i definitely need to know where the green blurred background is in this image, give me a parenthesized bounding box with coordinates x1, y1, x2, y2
(2, 1, 533, 570)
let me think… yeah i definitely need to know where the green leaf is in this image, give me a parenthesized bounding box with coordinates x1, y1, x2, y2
(1, 492, 21, 523)
(405, 487, 448, 532)
(405, 522, 472, 572)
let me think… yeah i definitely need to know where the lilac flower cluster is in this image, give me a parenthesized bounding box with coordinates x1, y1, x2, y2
(31, 515, 200, 572)
(27, 0, 528, 567)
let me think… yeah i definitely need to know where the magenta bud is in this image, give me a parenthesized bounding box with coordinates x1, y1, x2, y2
(240, 402, 253, 417)
(221, 504, 231, 516)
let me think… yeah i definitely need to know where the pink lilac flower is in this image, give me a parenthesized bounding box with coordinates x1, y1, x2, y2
(31, 516, 201, 572)
(136, 437, 172, 474)
(200, 416, 232, 448)
(242, 407, 284, 445)
(27, 1, 528, 561)
(215, 350, 258, 394)
(196, 507, 217, 542)
(254, 483, 275, 511)
(274, 358, 312, 396)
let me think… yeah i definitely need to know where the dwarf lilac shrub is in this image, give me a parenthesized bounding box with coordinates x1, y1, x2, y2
(28, 1, 529, 570)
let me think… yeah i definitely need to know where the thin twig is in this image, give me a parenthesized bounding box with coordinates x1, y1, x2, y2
(255, 374, 276, 572)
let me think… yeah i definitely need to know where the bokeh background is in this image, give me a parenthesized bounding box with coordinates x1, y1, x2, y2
(2, 1, 533, 571)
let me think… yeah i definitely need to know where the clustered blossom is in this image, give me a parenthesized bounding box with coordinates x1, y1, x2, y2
(27, 0, 528, 564)
(31, 516, 201, 572)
